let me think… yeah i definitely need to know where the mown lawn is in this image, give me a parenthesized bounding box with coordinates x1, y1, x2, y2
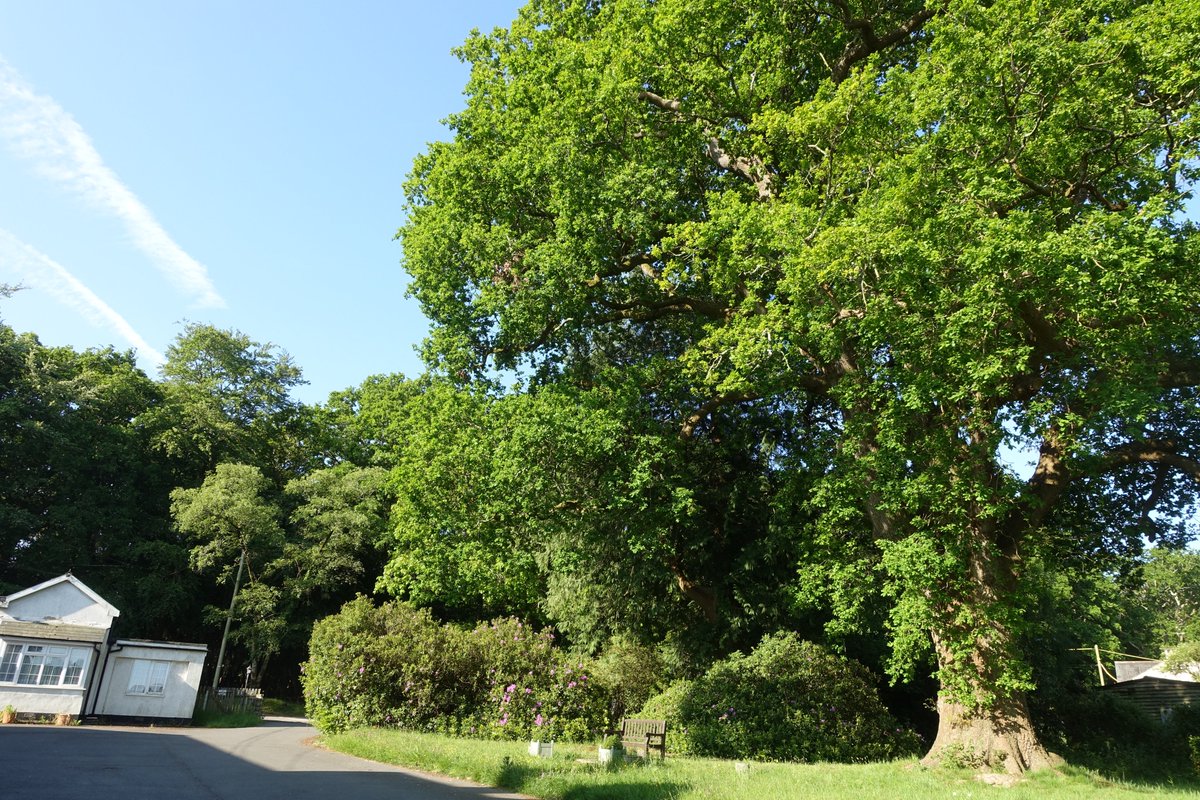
(322, 728, 1200, 799)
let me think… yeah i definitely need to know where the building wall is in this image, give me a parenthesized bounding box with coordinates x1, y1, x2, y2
(0, 634, 102, 718)
(94, 643, 206, 720)
(3, 582, 113, 628)
(0, 685, 86, 716)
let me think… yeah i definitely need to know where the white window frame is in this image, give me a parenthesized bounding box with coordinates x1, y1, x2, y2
(126, 659, 170, 696)
(0, 639, 91, 688)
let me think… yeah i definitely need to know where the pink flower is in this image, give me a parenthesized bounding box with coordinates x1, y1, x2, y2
(535, 714, 545, 726)
(568, 681, 577, 689)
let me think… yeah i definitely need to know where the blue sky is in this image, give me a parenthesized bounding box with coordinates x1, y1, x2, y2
(0, 1, 521, 405)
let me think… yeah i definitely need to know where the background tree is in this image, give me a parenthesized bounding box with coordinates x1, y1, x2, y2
(1139, 548, 1200, 650)
(171, 463, 287, 683)
(374, 378, 822, 664)
(0, 324, 193, 635)
(148, 322, 312, 483)
(399, 0, 1200, 772)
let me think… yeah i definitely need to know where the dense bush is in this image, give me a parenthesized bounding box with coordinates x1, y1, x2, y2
(639, 679, 699, 756)
(590, 635, 668, 723)
(639, 633, 921, 762)
(301, 597, 478, 733)
(302, 597, 607, 740)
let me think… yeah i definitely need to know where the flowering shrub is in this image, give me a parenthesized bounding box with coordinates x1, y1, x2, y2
(303, 598, 607, 741)
(639, 632, 921, 762)
(473, 617, 607, 741)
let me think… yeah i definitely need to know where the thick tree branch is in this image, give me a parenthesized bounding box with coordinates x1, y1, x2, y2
(1102, 440, 1200, 482)
(1022, 434, 1071, 530)
(584, 251, 663, 287)
(679, 362, 846, 438)
(638, 90, 682, 113)
(667, 557, 718, 622)
(596, 293, 730, 321)
(680, 391, 760, 438)
(829, 5, 939, 84)
(638, 90, 775, 199)
(1017, 300, 1070, 356)
(1158, 358, 1200, 389)
(705, 138, 774, 200)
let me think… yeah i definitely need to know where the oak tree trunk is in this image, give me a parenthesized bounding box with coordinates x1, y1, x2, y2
(922, 675, 1060, 774)
(919, 532, 1061, 775)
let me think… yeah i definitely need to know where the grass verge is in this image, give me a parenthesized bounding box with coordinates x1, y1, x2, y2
(191, 707, 263, 728)
(323, 728, 1200, 800)
(262, 697, 306, 717)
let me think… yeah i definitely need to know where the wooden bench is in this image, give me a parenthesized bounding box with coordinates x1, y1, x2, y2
(619, 718, 667, 758)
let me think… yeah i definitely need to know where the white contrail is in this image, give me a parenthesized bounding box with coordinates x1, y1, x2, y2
(0, 228, 165, 366)
(0, 56, 225, 309)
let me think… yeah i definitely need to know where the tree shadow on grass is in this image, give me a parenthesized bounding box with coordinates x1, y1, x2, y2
(559, 784, 686, 800)
(495, 759, 685, 800)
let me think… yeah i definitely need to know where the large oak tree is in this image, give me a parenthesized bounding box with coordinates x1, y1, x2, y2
(400, 0, 1200, 772)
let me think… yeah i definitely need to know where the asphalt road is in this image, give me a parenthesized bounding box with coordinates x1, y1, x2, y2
(0, 717, 530, 800)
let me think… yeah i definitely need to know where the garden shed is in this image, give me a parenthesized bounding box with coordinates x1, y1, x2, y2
(1105, 660, 1200, 722)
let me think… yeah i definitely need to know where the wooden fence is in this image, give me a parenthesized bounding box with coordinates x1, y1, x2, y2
(197, 687, 263, 716)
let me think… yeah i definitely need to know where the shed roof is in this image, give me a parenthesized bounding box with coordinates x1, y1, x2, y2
(1113, 660, 1198, 684)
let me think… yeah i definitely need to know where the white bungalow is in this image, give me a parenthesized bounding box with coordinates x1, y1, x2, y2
(0, 574, 117, 719)
(0, 574, 206, 724)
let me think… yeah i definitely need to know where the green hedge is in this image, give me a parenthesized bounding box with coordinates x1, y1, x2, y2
(640, 632, 921, 762)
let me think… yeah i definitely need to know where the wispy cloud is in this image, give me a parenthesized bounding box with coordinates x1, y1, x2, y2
(0, 57, 224, 308)
(0, 228, 165, 366)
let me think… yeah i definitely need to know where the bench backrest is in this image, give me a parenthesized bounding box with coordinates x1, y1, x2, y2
(620, 718, 667, 757)
(621, 718, 666, 739)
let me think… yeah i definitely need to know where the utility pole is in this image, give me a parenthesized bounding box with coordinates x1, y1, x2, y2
(212, 549, 246, 690)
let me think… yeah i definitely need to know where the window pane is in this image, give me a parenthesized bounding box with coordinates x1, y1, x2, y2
(39, 651, 66, 685)
(0, 643, 22, 682)
(147, 661, 169, 694)
(127, 659, 149, 694)
(63, 649, 89, 686)
(17, 653, 43, 685)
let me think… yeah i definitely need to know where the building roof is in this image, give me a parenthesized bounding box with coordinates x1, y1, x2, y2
(0, 619, 108, 643)
(116, 639, 208, 652)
